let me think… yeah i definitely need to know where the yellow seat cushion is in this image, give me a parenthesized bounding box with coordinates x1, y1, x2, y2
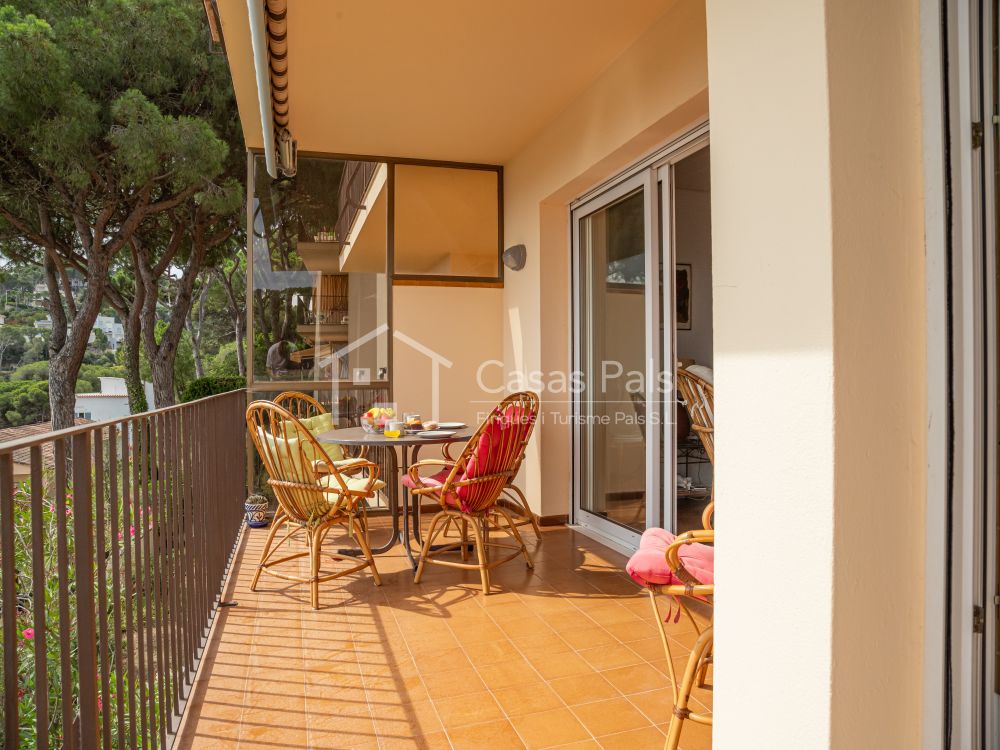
(319, 473, 385, 495)
(332, 457, 367, 470)
(258, 427, 368, 478)
(284, 413, 347, 461)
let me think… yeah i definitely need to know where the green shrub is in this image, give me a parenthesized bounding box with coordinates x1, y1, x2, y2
(207, 341, 241, 378)
(180, 375, 245, 403)
(9, 361, 48, 381)
(0, 380, 48, 426)
(8, 362, 124, 394)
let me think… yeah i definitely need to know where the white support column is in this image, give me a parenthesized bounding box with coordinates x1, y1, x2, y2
(707, 0, 929, 747)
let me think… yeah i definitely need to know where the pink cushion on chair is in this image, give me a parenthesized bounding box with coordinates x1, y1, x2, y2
(458, 405, 534, 509)
(626, 527, 714, 588)
(401, 468, 460, 507)
(403, 404, 538, 514)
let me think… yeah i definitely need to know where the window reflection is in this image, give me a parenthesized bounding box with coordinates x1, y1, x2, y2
(251, 156, 389, 400)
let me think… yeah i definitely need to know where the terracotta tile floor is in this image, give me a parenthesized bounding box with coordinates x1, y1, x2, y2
(175, 520, 712, 750)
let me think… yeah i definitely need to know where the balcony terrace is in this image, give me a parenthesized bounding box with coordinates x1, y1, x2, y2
(176, 522, 712, 750)
(0, 390, 711, 750)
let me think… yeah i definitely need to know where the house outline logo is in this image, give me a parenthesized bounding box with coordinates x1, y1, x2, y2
(318, 323, 453, 419)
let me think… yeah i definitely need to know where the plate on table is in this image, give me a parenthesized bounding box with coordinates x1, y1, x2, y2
(436, 422, 466, 429)
(418, 430, 456, 438)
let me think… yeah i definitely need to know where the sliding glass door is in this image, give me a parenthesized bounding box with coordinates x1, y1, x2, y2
(572, 131, 708, 549)
(573, 172, 662, 546)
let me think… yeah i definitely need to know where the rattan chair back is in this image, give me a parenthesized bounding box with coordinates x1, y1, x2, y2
(273, 391, 327, 421)
(676, 368, 714, 465)
(504, 391, 540, 481)
(246, 400, 353, 524)
(439, 392, 539, 514)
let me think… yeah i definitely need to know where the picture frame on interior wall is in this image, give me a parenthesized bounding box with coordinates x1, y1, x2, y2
(676, 264, 692, 330)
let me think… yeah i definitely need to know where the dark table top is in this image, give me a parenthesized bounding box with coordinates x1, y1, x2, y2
(315, 425, 473, 447)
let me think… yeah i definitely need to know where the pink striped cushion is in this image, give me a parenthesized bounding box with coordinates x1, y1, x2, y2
(626, 527, 714, 588)
(458, 405, 534, 508)
(404, 405, 537, 513)
(401, 468, 460, 507)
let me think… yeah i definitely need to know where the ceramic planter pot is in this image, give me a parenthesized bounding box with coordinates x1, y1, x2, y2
(244, 494, 269, 528)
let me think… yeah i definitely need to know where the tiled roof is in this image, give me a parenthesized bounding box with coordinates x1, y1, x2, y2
(0, 419, 94, 470)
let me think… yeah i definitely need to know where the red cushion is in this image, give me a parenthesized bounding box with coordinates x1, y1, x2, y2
(457, 405, 534, 508)
(626, 527, 714, 588)
(403, 404, 537, 513)
(402, 468, 460, 506)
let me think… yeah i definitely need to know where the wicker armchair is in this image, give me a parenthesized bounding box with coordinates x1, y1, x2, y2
(405, 392, 538, 594)
(273, 390, 326, 420)
(443, 392, 542, 540)
(272, 390, 368, 470)
(246, 401, 382, 609)
(628, 529, 714, 750)
(675, 367, 715, 529)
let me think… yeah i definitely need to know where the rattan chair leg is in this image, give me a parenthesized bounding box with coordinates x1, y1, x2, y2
(310, 526, 327, 609)
(696, 642, 713, 688)
(460, 519, 470, 562)
(505, 484, 542, 539)
(414, 512, 447, 584)
(353, 516, 382, 586)
(440, 516, 459, 539)
(251, 513, 287, 591)
(701, 487, 714, 531)
(496, 506, 533, 569)
(648, 590, 681, 702)
(664, 625, 714, 750)
(469, 516, 491, 594)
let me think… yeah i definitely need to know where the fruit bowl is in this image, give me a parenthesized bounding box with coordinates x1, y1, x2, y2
(361, 406, 394, 433)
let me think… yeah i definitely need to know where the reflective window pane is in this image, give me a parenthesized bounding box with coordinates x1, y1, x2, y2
(251, 156, 389, 391)
(394, 165, 499, 277)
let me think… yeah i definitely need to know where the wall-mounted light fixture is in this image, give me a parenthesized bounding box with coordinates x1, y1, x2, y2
(503, 244, 527, 271)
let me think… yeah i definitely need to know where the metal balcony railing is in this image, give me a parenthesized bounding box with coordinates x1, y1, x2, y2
(0, 389, 247, 749)
(333, 160, 379, 245)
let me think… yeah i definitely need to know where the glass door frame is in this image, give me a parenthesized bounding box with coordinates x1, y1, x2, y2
(571, 171, 660, 548)
(570, 128, 709, 549)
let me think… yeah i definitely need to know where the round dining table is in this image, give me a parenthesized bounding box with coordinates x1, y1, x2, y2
(315, 425, 473, 568)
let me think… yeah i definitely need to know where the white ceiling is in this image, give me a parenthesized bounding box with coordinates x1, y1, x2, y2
(218, 0, 679, 164)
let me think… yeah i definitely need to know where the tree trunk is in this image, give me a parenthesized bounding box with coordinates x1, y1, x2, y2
(44, 248, 108, 431)
(189, 326, 204, 379)
(187, 281, 209, 379)
(138, 228, 209, 408)
(47, 355, 78, 431)
(111, 267, 148, 414)
(148, 353, 175, 408)
(141, 283, 178, 407)
(121, 329, 148, 412)
(235, 314, 246, 377)
(188, 332, 205, 378)
(214, 263, 247, 378)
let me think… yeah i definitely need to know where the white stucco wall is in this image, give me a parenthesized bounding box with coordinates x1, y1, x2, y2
(707, 0, 927, 746)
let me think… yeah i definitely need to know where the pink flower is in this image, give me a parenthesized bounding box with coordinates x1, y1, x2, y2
(21, 628, 33, 640)
(97, 697, 103, 712)
(65, 506, 72, 517)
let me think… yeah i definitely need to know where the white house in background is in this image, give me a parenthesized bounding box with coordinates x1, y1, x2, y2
(74, 377, 154, 422)
(93, 315, 125, 352)
(33, 314, 125, 352)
